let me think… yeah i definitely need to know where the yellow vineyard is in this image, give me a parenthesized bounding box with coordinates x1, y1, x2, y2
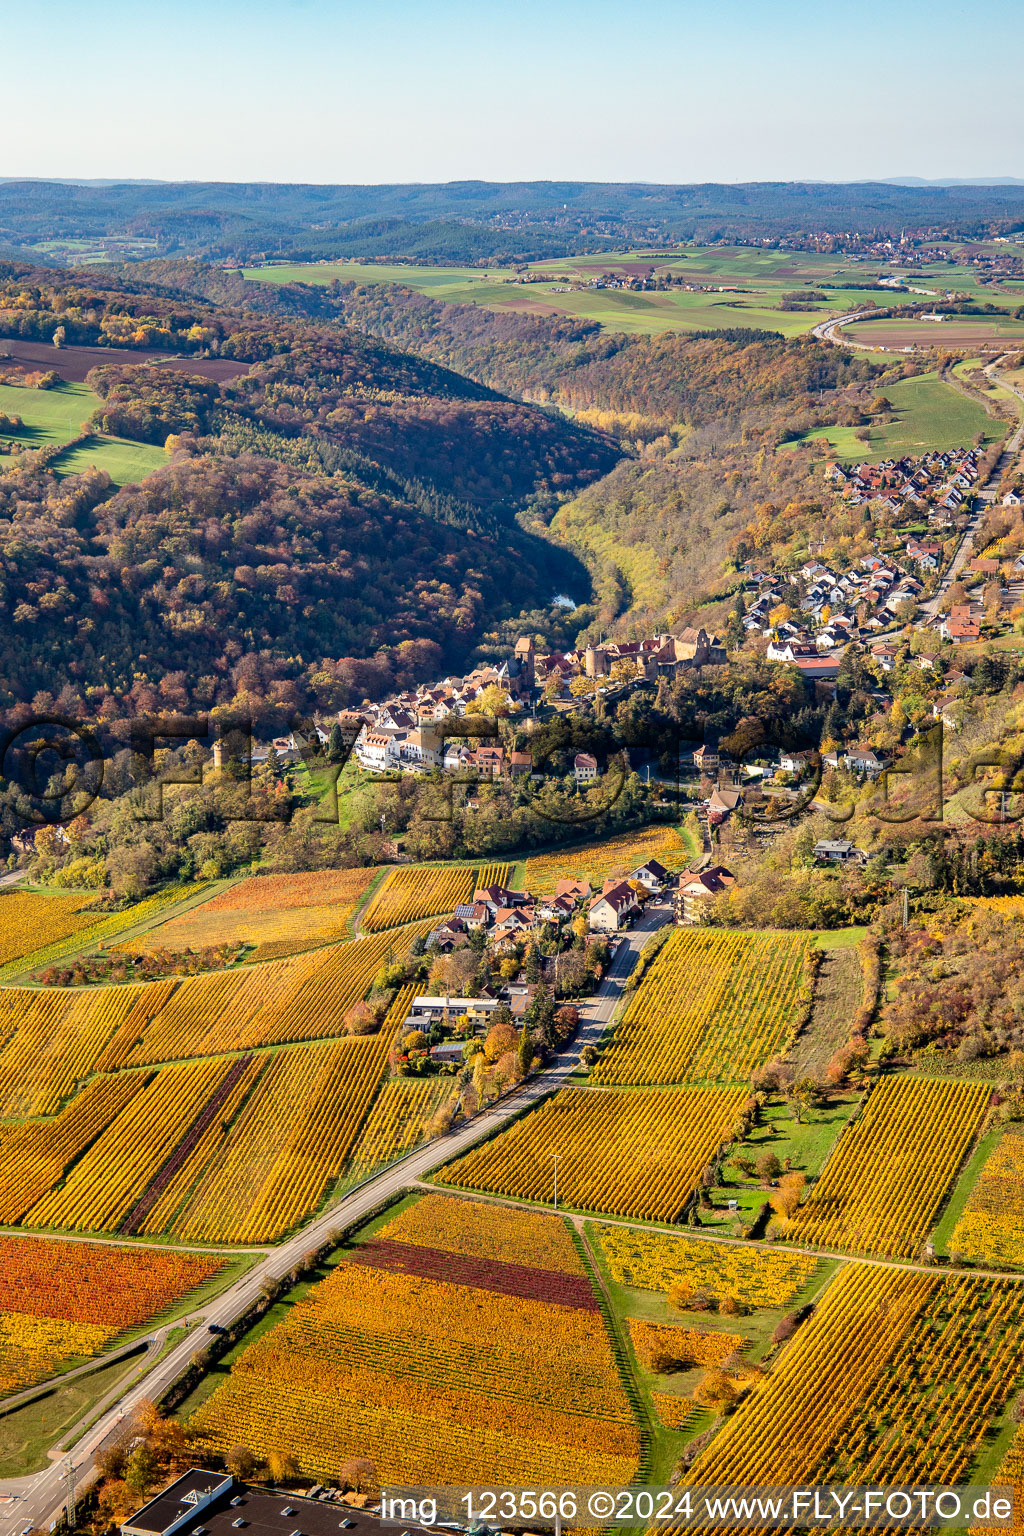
(0, 890, 95, 969)
(348, 1079, 450, 1178)
(0, 952, 428, 1241)
(789, 1076, 990, 1259)
(187, 1236, 639, 1486)
(593, 1224, 819, 1309)
(627, 1318, 742, 1371)
(174, 1032, 396, 1244)
(0, 884, 209, 985)
(592, 928, 811, 1086)
(361, 864, 504, 932)
(122, 868, 379, 959)
(378, 1192, 586, 1274)
(678, 1263, 1024, 1499)
(437, 1084, 747, 1221)
(949, 1126, 1024, 1268)
(0, 922, 432, 1116)
(524, 827, 690, 896)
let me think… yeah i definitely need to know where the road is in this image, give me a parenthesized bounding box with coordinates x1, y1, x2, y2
(811, 308, 884, 348)
(0, 903, 668, 1536)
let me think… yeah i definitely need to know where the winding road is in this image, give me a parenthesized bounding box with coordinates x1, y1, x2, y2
(0, 903, 669, 1536)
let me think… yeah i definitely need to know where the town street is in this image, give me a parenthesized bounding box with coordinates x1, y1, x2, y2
(0, 902, 669, 1536)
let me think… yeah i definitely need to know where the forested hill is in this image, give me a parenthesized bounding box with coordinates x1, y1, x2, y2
(98, 260, 884, 642)
(4, 179, 1024, 262)
(0, 263, 617, 716)
(0, 263, 619, 521)
(118, 261, 874, 432)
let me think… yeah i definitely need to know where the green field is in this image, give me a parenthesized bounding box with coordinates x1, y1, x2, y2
(244, 244, 1024, 339)
(0, 380, 166, 485)
(793, 369, 1004, 460)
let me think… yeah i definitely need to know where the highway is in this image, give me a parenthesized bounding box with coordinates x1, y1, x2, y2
(0, 902, 669, 1536)
(810, 307, 881, 348)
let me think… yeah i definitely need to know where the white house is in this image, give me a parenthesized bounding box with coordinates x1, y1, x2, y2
(588, 881, 639, 932)
(813, 839, 867, 865)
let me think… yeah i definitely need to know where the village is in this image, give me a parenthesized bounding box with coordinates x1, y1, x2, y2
(742, 445, 1024, 674)
(393, 855, 748, 1076)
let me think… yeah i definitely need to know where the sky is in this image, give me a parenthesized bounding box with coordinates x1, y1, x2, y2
(4, 0, 1022, 185)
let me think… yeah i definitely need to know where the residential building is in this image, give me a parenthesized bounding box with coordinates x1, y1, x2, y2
(588, 880, 640, 932)
(813, 839, 867, 865)
(673, 865, 735, 924)
(631, 857, 669, 891)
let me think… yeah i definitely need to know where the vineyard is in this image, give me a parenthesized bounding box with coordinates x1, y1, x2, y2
(524, 828, 690, 896)
(0, 890, 94, 968)
(187, 1214, 640, 1487)
(173, 1000, 410, 1243)
(0, 884, 209, 986)
(0, 945, 430, 1240)
(0, 921, 433, 1112)
(949, 1127, 1024, 1268)
(0, 981, 151, 1117)
(7, 1035, 398, 1241)
(0, 1074, 146, 1222)
(361, 864, 508, 932)
(651, 1392, 696, 1429)
(378, 1192, 587, 1273)
(679, 1263, 1024, 1496)
(789, 1076, 991, 1258)
(25, 1057, 242, 1233)
(592, 929, 811, 1086)
(122, 869, 379, 960)
(627, 1319, 742, 1372)
(348, 1080, 450, 1178)
(593, 1224, 820, 1308)
(0, 1236, 222, 1396)
(977, 1428, 1024, 1535)
(436, 1084, 747, 1221)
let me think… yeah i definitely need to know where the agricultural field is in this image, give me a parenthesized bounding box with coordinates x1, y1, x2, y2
(0, 920, 432, 1093)
(681, 1262, 1024, 1491)
(592, 928, 811, 1086)
(0, 380, 167, 485)
(378, 1191, 588, 1273)
(187, 1194, 640, 1485)
(347, 1079, 451, 1178)
(980, 1429, 1024, 1535)
(172, 1030, 397, 1244)
(0, 882, 210, 986)
(948, 1126, 1024, 1268)
(627, 1318, 741, 1372)
(244, 246, 1024, 338)
(524, 827, 690, 896)
(0, 941, 433, 1240)
(789, 1076, 991, 1258)
(122, 868, 379, 960)
(2, 986, 416, 1242)
(794, 369, 1004, 460)
(0, 890, 96, 968)
(0, 1237, 223, 1397)
(436, 1083, 747, 1221)
(842, 315, 1024, 352)
(592, 1224, 820, 1310)
(361, 863, 506, 932)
